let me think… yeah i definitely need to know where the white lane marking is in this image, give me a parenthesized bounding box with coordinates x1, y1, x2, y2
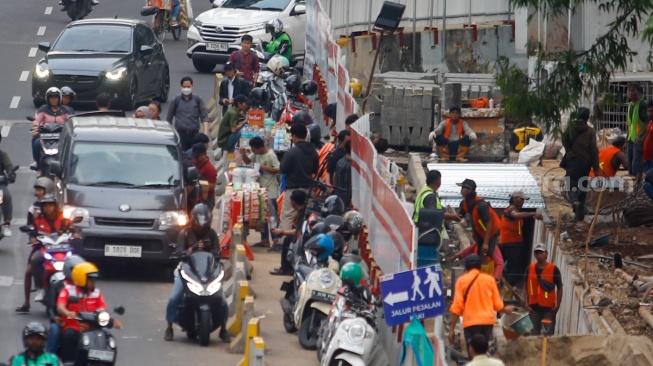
(19, 71, 29, 82)
(13, 279, 24, 286)
(10, 97, 20, 109)
(28, 48, 37, 57)
(1, 126, 10, 137)
(0, 276, 14, 287)
(37, 26, 46, 36)
(45, 7, 53, 15)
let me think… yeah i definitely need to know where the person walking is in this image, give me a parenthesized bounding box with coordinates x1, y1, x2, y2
(429, 106, 478, 162)
(228, 35, 259, 86)
(626, 83, 648, 179)
(219, 62, 251, 115)
(465, 334, 506, 366)
(561, 107, 600, 221)
(166, 76, 210, 151)
(524, 243, 563, 336)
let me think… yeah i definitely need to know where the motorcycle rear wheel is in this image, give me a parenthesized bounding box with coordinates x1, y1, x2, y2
(171, 25, 182, 41)
(283, 311, 297, 333)
(198, 310, 211, 346)
(330, 360, 353, 366)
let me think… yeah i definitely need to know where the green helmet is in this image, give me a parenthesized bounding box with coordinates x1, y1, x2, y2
(340, 262, 364, 287)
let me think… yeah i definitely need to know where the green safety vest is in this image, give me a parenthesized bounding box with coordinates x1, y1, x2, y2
(265, 32, 292, 62)
(627, 99, 646, 141)
(413, 185, 445, 238)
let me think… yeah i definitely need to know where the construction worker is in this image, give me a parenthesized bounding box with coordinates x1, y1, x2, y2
(499, 190, 542, 287)
(626, 83, 648, 179)
(429, 106, 477, 162)
(524, 243, 563, 336)
(453, 179, 504, 281)
(448, 255, 514, 354)
(413, 170, 462, 250)
(589, 136, 628, 178)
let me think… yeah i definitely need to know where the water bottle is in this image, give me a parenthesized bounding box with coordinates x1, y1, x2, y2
(489, 98, 495, 108)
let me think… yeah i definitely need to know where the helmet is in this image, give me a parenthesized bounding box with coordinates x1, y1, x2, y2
(309, 222, 331, 238)
(285, 75, 302, 95)
(321, 196, 345, 217)
(327, 231, 345, 262)
(292, 110, 312, 126)
(34, 177, 55, 195)
(340, 262, 364, 287)
(40, 194, 57, 204)
(63, 255, 86, 281)
(22, 322, 48, 347)
(308, 124, 321, 142)
(265, 18, 284, 35)
(249, 87, 269, 108)
(577, 107, 590, 122)
(190, 203, 212, 231)
(304, 233, 334, 261)
(267, 56, 288, 77)
(61, 86, 76, 100)
(350, 78, 363, 98)
(339, 251, 363, 269)
(71, 262, 99, 288)
(45, 87, 62, 101)
(302, 80, 318, 96)
(343, 210, 364, 235)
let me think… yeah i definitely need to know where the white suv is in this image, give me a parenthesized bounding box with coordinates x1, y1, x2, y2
(187, 0, 306, 73)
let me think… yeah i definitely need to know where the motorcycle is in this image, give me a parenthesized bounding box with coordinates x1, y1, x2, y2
(278, 90, 313, 125)
(27, 117, 63, 177)
(0, 165, 18, 241)
(172, 246, 228, 347)
(141, 1, 182, 42)
(65, 0, 95, 21)
(62, 300, 125, 366)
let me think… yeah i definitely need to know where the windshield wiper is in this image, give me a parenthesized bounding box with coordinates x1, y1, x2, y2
(235, 5, 262, 10)
(83, 181, 135, 187)
(104, 50, 128, 53)
(131, 183, 177, 188)
(260, 7, 283, 11)
(70, 49, 98, 52)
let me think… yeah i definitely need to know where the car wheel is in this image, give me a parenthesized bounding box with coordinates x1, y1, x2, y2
(33, 98, 45, 109)
(157, 67, 170, 103)
(192, 59, 216, 73)
(125, 77, 138, 111)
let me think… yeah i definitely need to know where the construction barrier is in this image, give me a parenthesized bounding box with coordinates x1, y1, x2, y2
(237, 318, 266, 365)
(230, 295, 255, 353)
(208, 74, 224, 141)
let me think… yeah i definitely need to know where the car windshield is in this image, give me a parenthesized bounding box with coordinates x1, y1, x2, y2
(222, 0, 291, 11)
(52, 25, 132, 53)
(69, 142, 181, 187)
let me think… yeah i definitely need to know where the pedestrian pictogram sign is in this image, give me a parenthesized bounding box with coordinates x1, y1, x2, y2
(379, 265, 445, 326)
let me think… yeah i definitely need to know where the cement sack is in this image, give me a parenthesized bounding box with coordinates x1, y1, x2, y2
(542, 135, 562, 159)
(518, 140, 545, 166)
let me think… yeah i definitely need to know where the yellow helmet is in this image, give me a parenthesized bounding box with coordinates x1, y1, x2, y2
(71, 262, 99, 287)
(350, 78, 363, 98)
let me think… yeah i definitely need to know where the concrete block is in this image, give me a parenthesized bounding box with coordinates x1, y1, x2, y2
(480, 86, 491, 98)
(442, 82, 462, 111)
(383, 85, 395, 108)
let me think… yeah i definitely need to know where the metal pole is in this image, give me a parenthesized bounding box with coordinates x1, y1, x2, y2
(507, 1, 511, 22)
(362, 31, 385, 113)
(328, 0, 333, 23)
(442, 0, 447, 61)
(368, 0, 373, 33)
(468, 0, 472, 24)
(346, 0, 351, 36)
(412, 0, 417, 64)
(429, 0, 435, 30)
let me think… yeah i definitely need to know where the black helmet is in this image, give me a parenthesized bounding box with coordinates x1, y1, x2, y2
(324, 214, 345, 230)
(190, 203, 212, 231)
(577, 107, 590, 122)
(285, 75, 301, 95)
(302, 80, 318, 96)
(339, 251, 363, 270)
(23, 322, 48, 347)
(343, 210, 364, 235)
(61, 86, 76, 100)
(292, 110, 311, 126)
(249, 87, 269, 108)
(308, 124, 321, 142)
(321, 196, 345, 217)
(327, 231, 345, 262)
(309, 222, 331, 239)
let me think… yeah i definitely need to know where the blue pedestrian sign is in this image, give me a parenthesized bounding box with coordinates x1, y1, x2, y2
(379, 265, 445, 326)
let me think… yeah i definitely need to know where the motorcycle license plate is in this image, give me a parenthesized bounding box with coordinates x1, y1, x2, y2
(88, 349, 115, 362)
(40, 133, 60, 140)
(290, 101, 308, 110)
(105, 245, 142, 258)
(206, 42, 228, 51)
(47, 244, 70, 252)
(311, 290, 336, 303)
(340, 342, 365, 355)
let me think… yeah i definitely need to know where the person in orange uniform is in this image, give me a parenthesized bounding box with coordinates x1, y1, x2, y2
(524, 243, 563, 336)
(641, 101, 653, 173)
(499, 190, 542, 287)
(448, 255, 514, 352)
(430, 106, 477, 162)
(454, 179, 504, 281)
(589, 136, 628, 178)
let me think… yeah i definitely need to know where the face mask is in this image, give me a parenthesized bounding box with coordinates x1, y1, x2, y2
(181, 87, 192, 96)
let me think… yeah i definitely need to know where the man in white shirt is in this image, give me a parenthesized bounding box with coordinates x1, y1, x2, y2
(465, 334, 505, 366)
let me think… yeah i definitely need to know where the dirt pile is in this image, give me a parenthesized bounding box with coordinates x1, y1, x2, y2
(497, 335, 653, 366)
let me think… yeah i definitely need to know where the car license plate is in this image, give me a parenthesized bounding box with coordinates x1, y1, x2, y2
(341, 342, 365, 355)
(206, 42, 228, 51)
(105, 245, 142, 258)
(311, 290, 336, 303)
(88, 349, 115, 362)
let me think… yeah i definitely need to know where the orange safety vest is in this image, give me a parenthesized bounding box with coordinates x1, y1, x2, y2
(500, 205, 523, 245)
(589, 146, 621, 178)
(461, 196, 501, 240)
(443, 118, 464, 140)
(527, 263, 557, 308)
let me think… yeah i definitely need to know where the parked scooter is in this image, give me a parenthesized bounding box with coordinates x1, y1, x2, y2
(278, 77, 317, 124)
(172, 246, 228, 347)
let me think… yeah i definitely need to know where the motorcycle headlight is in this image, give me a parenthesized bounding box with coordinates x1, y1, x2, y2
(160, 211, 189, 227)
(62, 206, 90, 223)
(105, 66, 128, 80)
(108, 336, 116, 349)
(35, 63, 50, 79)
(82, 334, 90, 346)
(206, 270, 225, 295)
(180, 269, 204, 296)
(98, 311, 111, 327)
(53, 261, 64, 271)
(346, 320, 366, 343)
(318, 270, 335, 289)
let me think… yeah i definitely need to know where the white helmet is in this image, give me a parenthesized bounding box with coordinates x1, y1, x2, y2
(267, 55, 288, 77)
(265, 19, 283, 35)
(45, 87, 62, 101)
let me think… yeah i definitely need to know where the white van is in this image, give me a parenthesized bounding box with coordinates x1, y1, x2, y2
(186, 0, 306, 73)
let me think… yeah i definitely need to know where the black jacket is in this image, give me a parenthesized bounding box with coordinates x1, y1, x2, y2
(281, 141, 319, 189)
(219, 76, 252, 106)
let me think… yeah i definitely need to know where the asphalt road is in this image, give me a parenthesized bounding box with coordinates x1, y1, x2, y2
(0, 1, 321, 365)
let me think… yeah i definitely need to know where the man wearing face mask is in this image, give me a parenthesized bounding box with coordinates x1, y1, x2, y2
(167, 76, 210, 151)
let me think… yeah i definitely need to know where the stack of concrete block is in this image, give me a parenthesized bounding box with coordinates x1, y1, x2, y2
(442, 73, 502, 104)
(380, 85, 438, 147)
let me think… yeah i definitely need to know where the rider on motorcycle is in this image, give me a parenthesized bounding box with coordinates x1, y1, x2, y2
(56, 262, 121, 363)
(263, 19, 292, 62)
(60, 87, 76, 114)
(9, 322, 63, 366)
(0, 134, 16, 237)
(28, 177, 54, 227)
(60, 0, 99, 12)
(164, 203, 231, 343)
(32, 87, 73, 174)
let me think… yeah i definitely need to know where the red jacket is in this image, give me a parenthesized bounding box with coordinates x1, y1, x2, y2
(57, 286, 108, 331)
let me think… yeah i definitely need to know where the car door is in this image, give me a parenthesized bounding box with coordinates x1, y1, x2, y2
(134, 25, 157, 96)
(282, 0, 306, 58)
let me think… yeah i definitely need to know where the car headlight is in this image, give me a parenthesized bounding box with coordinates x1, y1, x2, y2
(180, 269, 204, 295)
(35, 63, 50, 79)
(346, 320, 366, 343)
(53, 261, 64, 271)
(159, 211, 189, 226)
(62, 206, 90, 222)
(105, 66, 128, 80)
(192, 18, 203, 29)
(206, 270, 225, 295)
(318, 270, 336, 289)
(98, 311, 111, 327)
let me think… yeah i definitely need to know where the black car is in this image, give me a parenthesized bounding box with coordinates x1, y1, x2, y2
(32, 18, 170, 110)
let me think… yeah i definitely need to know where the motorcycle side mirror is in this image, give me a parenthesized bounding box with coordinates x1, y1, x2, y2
(38, 42, 51, 53)
(114, 306, 125, 315)
(186, 166, 199, 183)
(68, 296, 80, 304)
(140, 45, 154, 55)
(26, 116, 35, 122)
(12, 166, 19, 172)
(49, 160, 63, 177)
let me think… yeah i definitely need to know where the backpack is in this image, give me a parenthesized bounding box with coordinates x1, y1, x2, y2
(236, 50, 257, 72)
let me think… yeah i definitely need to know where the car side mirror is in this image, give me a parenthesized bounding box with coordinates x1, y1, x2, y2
(49, 160, 63, 177)
(291, 3, 306, 16)
(140, 45, 154, 55)
(38, 42, 51, 53)
(68, 296, 80, 304)
(186, 166, 199, 183)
